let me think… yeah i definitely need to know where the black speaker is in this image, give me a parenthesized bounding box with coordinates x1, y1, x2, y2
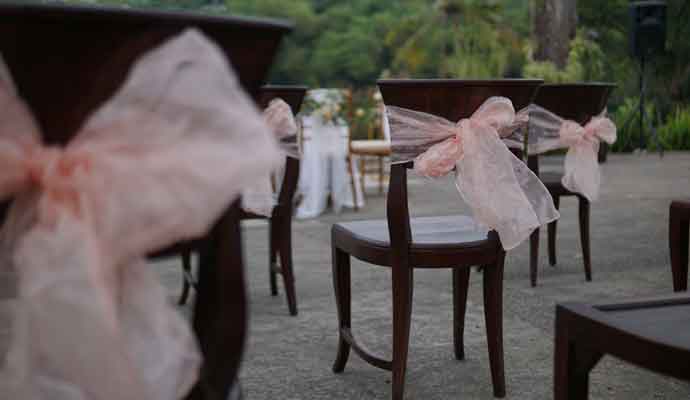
(630, 1, 667, 58)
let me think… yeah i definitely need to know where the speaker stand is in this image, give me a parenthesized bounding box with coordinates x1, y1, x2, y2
(620, 54, 663, 157)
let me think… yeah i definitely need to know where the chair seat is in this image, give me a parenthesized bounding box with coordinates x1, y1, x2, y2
(350, 139, 391, 155)
(333, 215, 497, 267)
(555, 294, 690, 396)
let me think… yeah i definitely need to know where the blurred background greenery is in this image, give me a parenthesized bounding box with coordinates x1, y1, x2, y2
(50, 0, 690, 150)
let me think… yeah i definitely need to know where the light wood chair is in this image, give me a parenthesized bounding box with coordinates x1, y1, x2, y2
(348, 96, 391, 202)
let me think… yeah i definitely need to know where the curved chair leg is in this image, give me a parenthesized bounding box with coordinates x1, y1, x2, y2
(348, 155, 359, 211)
(279, 217, 298, 316)
(268, 218, 278, 296)
(332, 245, 352, 372)
(578, 197, 592, 282)
(178, 249, 192, 306)
(452, 267, 471, 360)
(530, 228, 539, 287)
(392, 265, 414, 400)
(483, 250, 506, 398)
(670, 202, 689, 291)
(378, 155, 385, 195)
(548, 195, 560, 266)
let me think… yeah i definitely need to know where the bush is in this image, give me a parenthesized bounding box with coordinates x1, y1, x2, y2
(658, 107, 690, 150)
(610, 97, 657, 152)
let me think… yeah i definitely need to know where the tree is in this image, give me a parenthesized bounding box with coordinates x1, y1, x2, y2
(532, 0, 577, 68)
(388, 0, 521, 79)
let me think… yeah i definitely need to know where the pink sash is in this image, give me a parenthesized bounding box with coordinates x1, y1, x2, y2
(387, 97, 559, 250)
(525, 105, 617, 201)
(0, 29, 281, 399)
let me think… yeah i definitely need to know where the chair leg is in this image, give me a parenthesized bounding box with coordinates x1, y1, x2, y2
(452, 267, 471, 360)
(332, 246, 352, 373)
(554, 310, 602, 400)
(578, 197, 592, 282)
(268, 218, 278, 296)
(548, 195, 560, 266)
(483, 251, 506, 398)
(178, 249, 192, 306)
(530, 228, 539, 287)
(347, 155, 359, 211)
(378, 155, 385, 195)
(278, 217, 298, 316)
(392, 265, 414, 400)
(670, 203, 689, 292)
(359, 156, 367, 198)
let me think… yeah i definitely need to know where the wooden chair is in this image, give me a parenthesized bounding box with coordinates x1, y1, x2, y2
(349, 99, 391, 197)
(527, 83, 616, 287)
(331, 79, 543, 400)
(670, 200, 690, 291)
(179, 86, 306, 317)
(0, 3, 290, 399)
(554, 293, 690, 400)
(554, 197, 690, 399)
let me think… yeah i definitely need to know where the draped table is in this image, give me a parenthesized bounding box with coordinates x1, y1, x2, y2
(296, 116, 365, 219)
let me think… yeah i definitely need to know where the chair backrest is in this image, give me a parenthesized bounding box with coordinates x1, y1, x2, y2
(259, 85, 307, 212)
(377, 79, 543, 251)
(0, 4, 290, 399)
(527, 83, 616, 174)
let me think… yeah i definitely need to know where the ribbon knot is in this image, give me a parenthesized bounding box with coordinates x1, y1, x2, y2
(413, 97, 518, 179)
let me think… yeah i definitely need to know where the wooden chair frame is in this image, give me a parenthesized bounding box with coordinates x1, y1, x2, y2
(670, 200, 690, 291)
(0, 3, 291, 398)
(179, 86, 306, 317)
(331, 79, 544, 400)
(527, 83, 616, 287)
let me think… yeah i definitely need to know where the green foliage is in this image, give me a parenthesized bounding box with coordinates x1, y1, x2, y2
(47, 0, 690, 151)
(388, 0, 521, 79)
(658, 107, 690, 151)
(610, 97, 658, 152)
(524, 29, 605, 83)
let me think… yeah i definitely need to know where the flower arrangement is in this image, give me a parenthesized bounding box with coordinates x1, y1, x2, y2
(300, 89, 348, 125)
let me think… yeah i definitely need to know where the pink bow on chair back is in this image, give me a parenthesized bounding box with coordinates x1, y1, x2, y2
(386, 97, 560, 250)
(0, 29, 281, 400)
(527, 104, 617, 201)
(241, 98, 299, 216)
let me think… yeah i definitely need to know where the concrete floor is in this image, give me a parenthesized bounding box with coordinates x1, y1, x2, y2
(225, 152, 690, 400)
(3, 152, 690, 399)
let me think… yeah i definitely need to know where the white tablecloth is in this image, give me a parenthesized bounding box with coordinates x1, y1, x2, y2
(296, 116, 364, 219)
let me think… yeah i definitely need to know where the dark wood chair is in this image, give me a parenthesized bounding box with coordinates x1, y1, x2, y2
(671, 200, 690, 291)
(331, 79, 543, 400)
(178, 86, 307, 316)
(527, 83, 616, 287)
(0, 3, 290, 399)
(554, 294, 690, 400)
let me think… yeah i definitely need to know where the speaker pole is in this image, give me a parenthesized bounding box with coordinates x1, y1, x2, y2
(639, 54, 645, 151)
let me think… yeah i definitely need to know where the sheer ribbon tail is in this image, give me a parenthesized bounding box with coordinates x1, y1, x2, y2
(454, 122, 559, 250)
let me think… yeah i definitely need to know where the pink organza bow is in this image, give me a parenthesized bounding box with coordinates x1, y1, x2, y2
(242, 98, 299, 216)
(525, 104, 617, 201)
(386, 97, 560, 250)
(558, 116, 617, 201)
(0, 30, 281, 400)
